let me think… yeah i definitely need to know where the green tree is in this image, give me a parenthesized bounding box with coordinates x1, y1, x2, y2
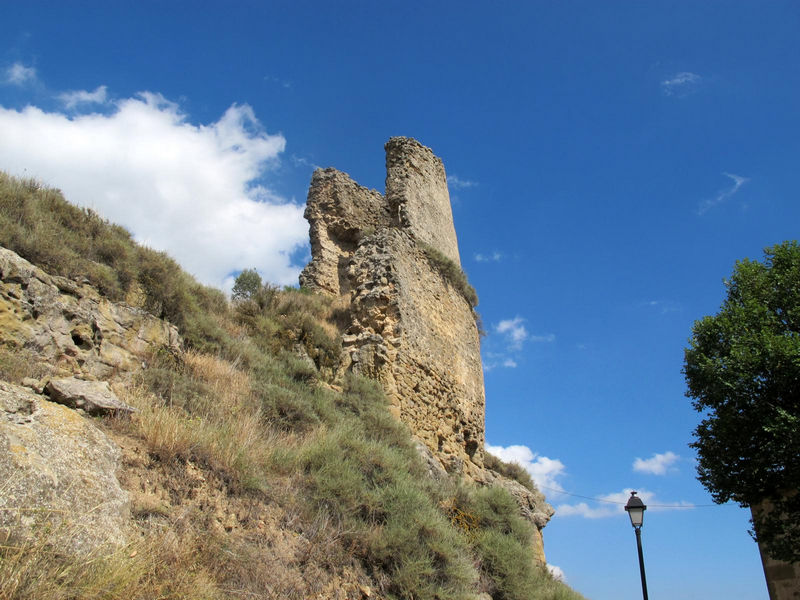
(684, 241, 800, 563)
(231, 268, 262, 301)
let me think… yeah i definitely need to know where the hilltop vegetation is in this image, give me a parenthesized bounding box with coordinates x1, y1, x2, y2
(0, 172, 585, 600)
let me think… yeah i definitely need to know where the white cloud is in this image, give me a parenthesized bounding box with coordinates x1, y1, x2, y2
(558, 489, 652, 519)
(485, 443, 566, 493)
(547, 564, 566, 582)
(633, 451, 680, 475)
(697, 172, 750, 215)
(484, 317, 554, 371)
(0, 91, 307, 289)
(496, 317, 555, 350)
(58, 86, 108, 109)
(557, 488, 694, 519)
(4, 62, 36, 85)
(474, 251, 502, 263)
(496, 317, 529, 350)
(482, 352, 517, 371)
(447, 174, 478, 189)
(661, 71, 701, 96)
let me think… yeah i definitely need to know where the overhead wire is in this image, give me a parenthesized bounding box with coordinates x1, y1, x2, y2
(535, 483, 719, 508)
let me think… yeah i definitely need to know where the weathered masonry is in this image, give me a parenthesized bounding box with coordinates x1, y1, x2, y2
(300, 137, 554, 562)
(300, 137, 485, 477)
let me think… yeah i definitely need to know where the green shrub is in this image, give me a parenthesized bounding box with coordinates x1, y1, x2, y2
(446, 485, 586, 600)
(138, 366, 211, 413)
(299, 419, 478, 600)
(233, 284, 341, 375)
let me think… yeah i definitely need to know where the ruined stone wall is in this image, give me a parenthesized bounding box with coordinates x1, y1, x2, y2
(752, 502, 800, 600)
(300, 137, 554, 560)
(299, 168, 388, 296)
(343, 228, 485, 474)
(301, 137, 484, 475)
(385, 137, 461, 265)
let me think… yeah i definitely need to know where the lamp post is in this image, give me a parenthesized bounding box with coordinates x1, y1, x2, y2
(624, 491, 649, 600)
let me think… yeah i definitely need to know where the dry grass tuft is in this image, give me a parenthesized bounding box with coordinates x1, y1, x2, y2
(183, 351, 252, 415)
(119, 361, 274, 490)
(0, 522, 221, 600)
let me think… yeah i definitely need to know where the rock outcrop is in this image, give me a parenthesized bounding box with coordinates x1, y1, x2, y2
(46, 377, 136, 416)
(0, 246, 180, 381)
(0, 381, 129, 554)
(0, 245, 183, 554)
(300, 137, 553, 558)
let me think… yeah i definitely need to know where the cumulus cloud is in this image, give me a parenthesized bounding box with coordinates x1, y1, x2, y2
(58, 85, 108, 109)
(547, 564, 566, 582)
(3, 62, 36, 85)
(633, 451, 680, 475)
(496, 317, 555, 350)
(697, 172, 750, 215)
(483, 317, 555, 370)
(496, 317, 529, 350)
(447, 174, 477, 189)
(0, 91, 307, 289)
(485, 443, 566, 492)
(557, 488, 694, 519)
(661, 71, 702, 96)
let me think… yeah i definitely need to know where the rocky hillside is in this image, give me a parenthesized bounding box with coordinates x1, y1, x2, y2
(0, 172, 585, 600)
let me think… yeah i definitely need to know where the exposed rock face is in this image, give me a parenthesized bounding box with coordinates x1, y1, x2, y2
(0, 245, 183, 555)
(0, 381, 129, 553)
(46, 377, 136, 416)
(300, 137, 553, 557)
(0, 246, 181, 380)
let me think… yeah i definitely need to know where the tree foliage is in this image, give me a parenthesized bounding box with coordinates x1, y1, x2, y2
(231, 268, 263, 301)
(684, 241, 800, 562)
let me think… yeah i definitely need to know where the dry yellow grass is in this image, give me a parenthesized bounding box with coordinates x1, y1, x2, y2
(119, 357, 274, 488)
(184, 351, 249, 401)
(0, 523, 221, 600)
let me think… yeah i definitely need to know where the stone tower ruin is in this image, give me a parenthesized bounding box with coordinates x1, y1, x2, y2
(300, 137, 553, 559)
(300, 137, 485, 476)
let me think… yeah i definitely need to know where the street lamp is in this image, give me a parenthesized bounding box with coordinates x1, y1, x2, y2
(624, 491, 649, 600)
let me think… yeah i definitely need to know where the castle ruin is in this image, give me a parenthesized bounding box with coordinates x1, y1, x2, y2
(300, 137, 553, 559)
(300, 137, 485, 476)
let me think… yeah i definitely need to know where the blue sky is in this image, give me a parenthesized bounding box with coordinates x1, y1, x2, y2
(3, 2, 799, 598)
